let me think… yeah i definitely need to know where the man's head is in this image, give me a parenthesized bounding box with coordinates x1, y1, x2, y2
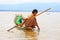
(32, 9, 38, 16)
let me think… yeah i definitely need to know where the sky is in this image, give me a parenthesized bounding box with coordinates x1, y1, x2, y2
(0, 0, 60, 4)
(0, 0, 60, 12)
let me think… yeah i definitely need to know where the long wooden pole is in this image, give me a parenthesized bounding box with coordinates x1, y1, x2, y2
(7, 8, 51, 31)
(36, 8, 51, 16)
(7, 26, 17, 31)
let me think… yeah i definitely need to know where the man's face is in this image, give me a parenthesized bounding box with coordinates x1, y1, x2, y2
(33, 12, 37, 16)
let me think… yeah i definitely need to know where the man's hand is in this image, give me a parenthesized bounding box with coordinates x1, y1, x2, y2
(18, 23, 23, 27)
(38, 27, 40, 31)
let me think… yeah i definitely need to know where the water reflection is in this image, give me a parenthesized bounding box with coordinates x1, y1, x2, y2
(23, 30, 37, 40)
(16, 27, 39, 40)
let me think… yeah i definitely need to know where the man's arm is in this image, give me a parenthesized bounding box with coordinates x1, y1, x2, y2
(36, 23, 40, 30)
(18, 18, 28, 27)
(35, 19, 40, 30)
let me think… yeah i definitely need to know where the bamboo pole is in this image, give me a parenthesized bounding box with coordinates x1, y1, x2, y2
(7, 8, 51, 31)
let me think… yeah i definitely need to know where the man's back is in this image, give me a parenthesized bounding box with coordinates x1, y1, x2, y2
(25, 16, 37, 27)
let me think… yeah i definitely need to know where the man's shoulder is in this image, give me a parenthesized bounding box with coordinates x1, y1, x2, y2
(27, 14, 33, 18)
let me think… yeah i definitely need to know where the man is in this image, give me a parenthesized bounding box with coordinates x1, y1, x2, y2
(18, 9, 40, 30)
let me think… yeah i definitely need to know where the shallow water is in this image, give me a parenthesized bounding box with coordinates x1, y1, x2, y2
(0, 12, 60, 40)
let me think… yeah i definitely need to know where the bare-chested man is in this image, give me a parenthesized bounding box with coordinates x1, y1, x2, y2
(18, 9, 40, 30)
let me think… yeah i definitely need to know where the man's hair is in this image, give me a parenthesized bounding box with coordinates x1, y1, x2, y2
(32, 9, 38, 14)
